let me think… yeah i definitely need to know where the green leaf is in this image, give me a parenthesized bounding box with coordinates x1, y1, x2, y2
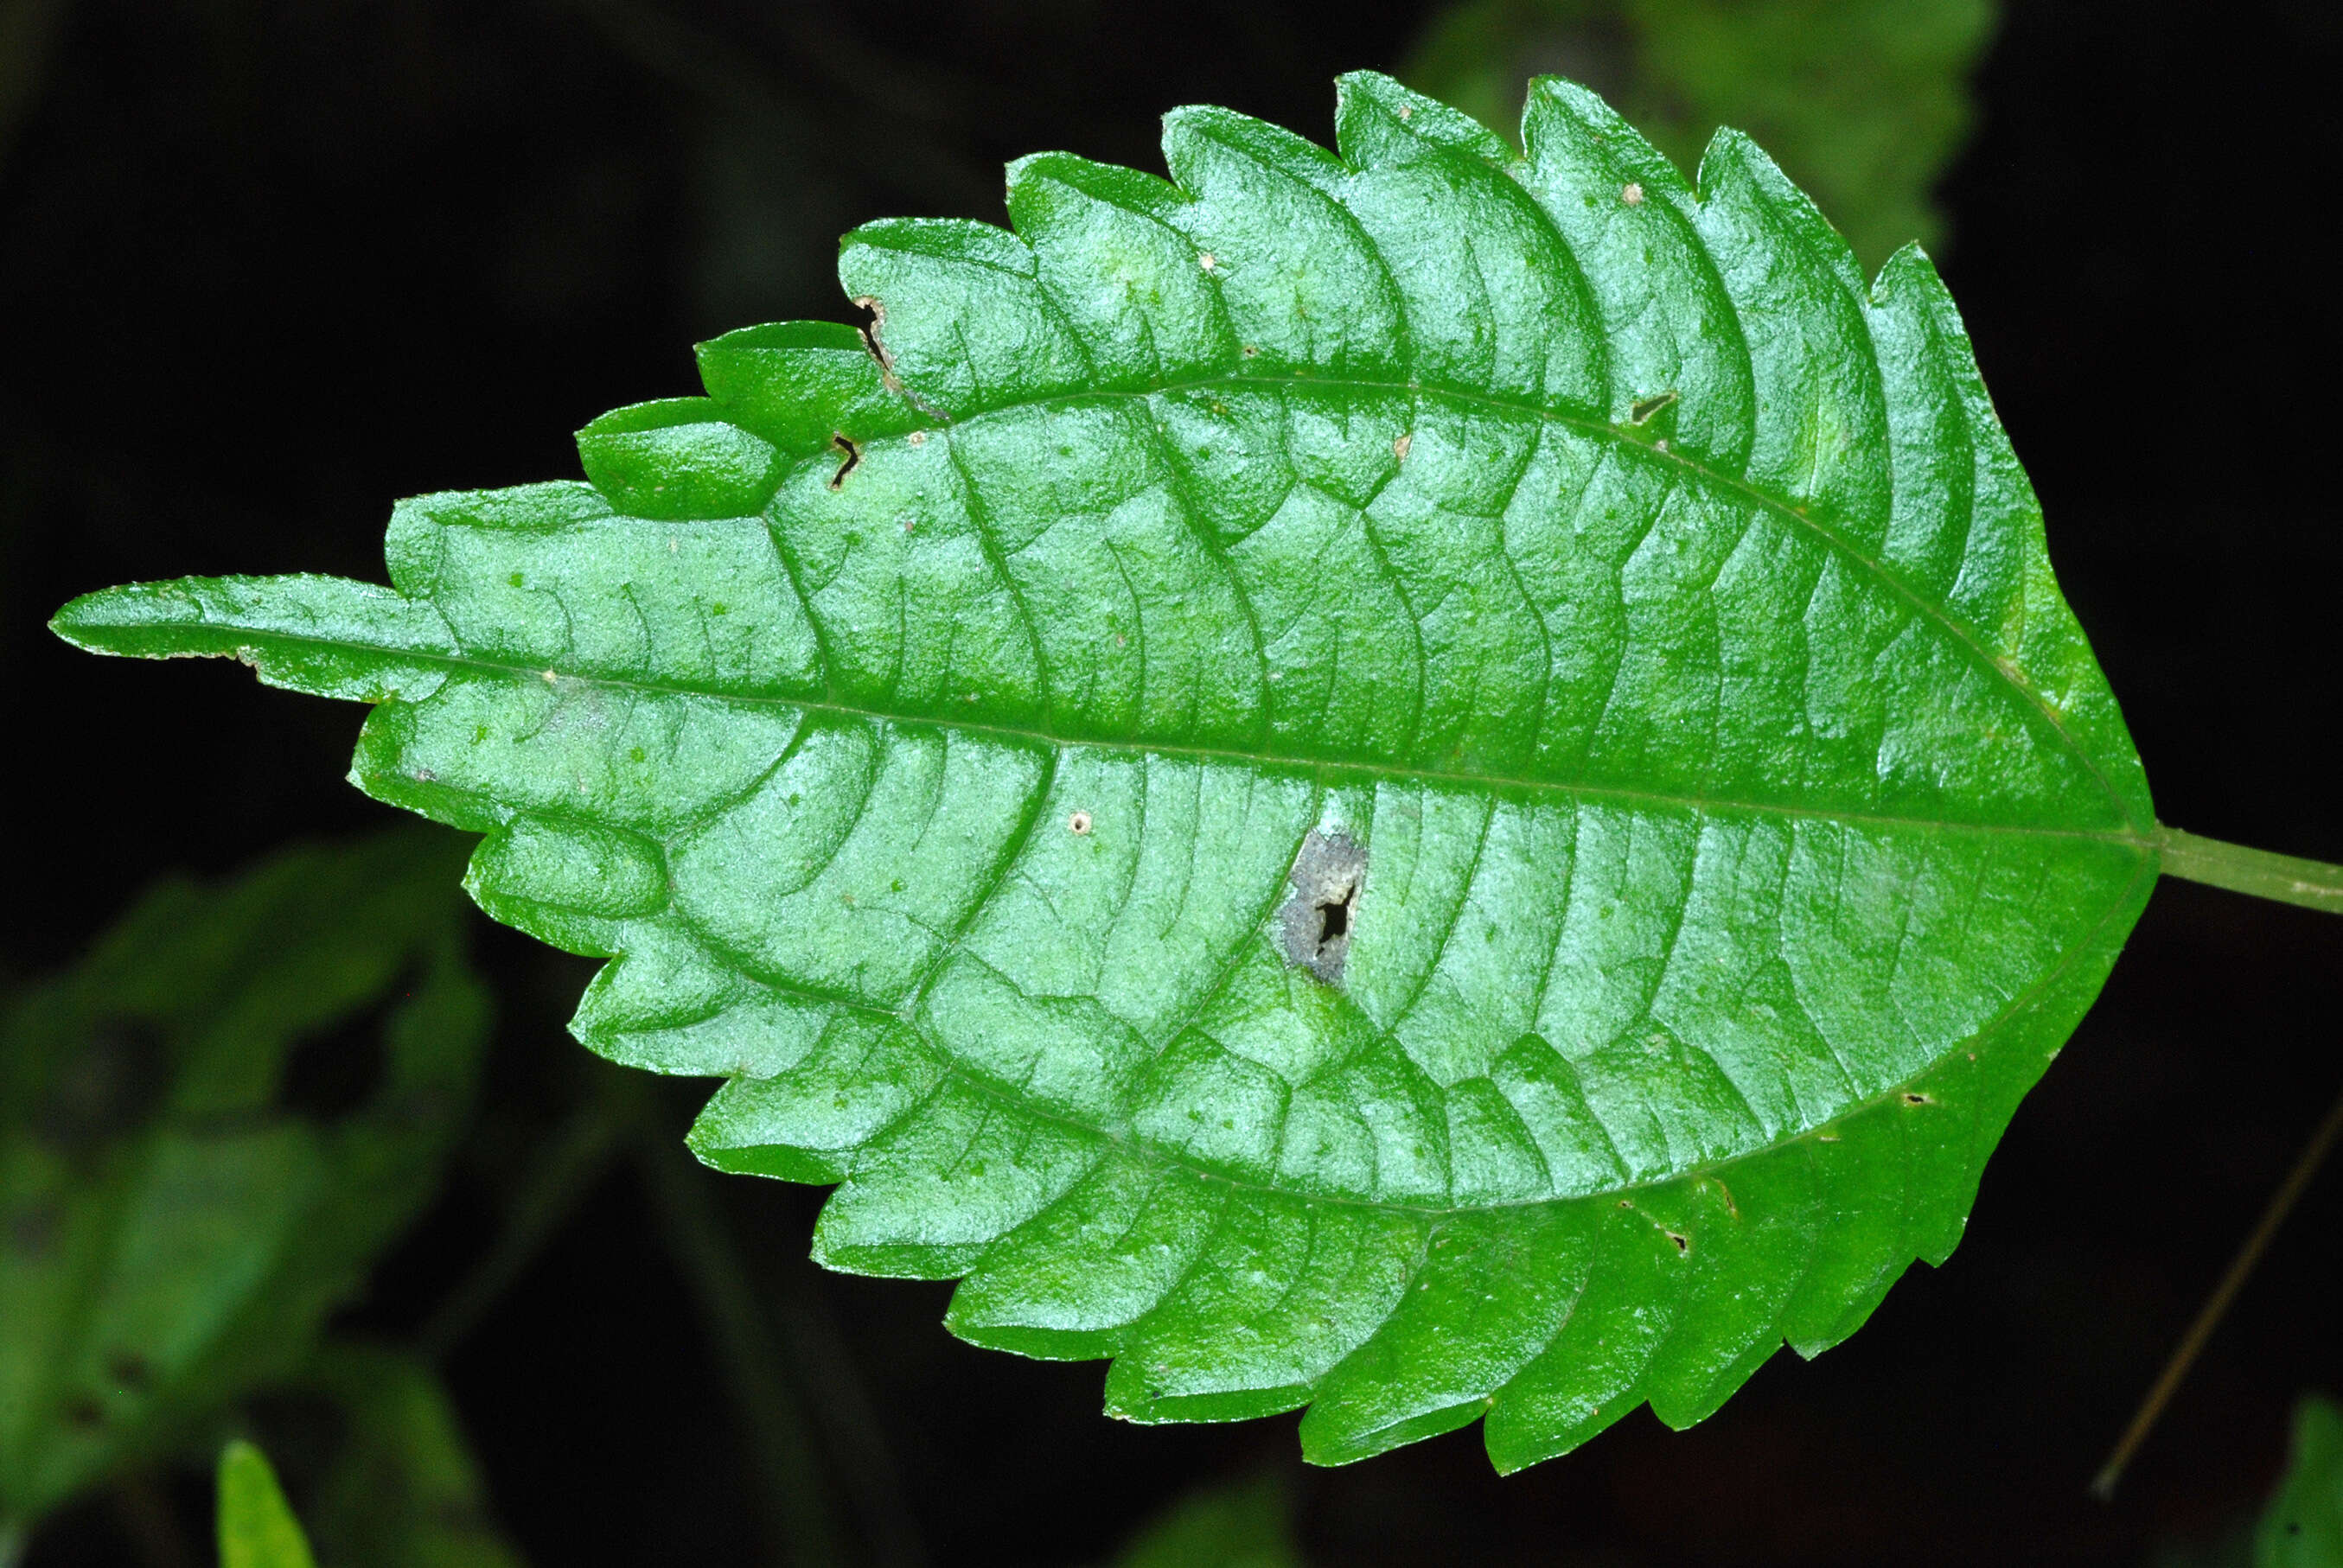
(215, 1442, 316, 1568)
(1108, 1474, 1302, 1568)
(1401, 0, 1995, 270)
(49, 71, 2156, 1470)
(2261, 1396, 2343, 1568)
(0, 831, 487, 1526)
(284, 1344, 527, 1568)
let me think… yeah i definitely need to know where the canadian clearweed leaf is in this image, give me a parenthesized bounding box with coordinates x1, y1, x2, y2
(0, 832, 485, 1526)
(51, 72, 2157, 1470)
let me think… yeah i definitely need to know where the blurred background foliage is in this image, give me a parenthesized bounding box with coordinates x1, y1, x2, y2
(1399, 0, 1995, 268)
(1, 832, 487, 1542)
(3, 0, 2342, 1565)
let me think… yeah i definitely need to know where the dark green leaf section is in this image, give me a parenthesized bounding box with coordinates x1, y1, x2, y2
(51, 72, 2153, 1469)
(0, 832, 486, 1525)
(2262, 1396, 2343, 1568)
(1108, 1473, 1302, 1568)
(286, 1345, 528, 1568)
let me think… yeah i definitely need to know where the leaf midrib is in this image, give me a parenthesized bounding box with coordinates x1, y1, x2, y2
(213, 620, 2144, 846)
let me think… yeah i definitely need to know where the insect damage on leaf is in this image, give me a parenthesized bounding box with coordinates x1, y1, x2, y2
(1280, 830, 1367, 984)
(49, 69, 2157, 1473)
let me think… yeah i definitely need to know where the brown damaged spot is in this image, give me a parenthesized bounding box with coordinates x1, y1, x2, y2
(850, 294, 950, 422)
(828, 433, 862, 490)
(1279, 829, 1366, 984)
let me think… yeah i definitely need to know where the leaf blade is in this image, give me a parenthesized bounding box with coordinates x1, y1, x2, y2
(50, 69, 2154, 1469)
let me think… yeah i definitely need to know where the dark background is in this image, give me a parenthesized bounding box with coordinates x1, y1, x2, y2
(4, 2, 2340, 1563)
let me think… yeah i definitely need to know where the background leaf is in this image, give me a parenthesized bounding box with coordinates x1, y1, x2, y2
(215, 1443, 315, 1568)
(51, 67, 2154, 1473)
(1107, 1474, 1302, 1568)
(1400, 0, 1995, 269)
(273, 1344, 527, 1568)
(0, 830, 487, 1529)
(2259, 1396, 2343, 1568)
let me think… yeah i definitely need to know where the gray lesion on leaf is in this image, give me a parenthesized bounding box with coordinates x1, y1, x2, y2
(1279, 829, 1367, 985)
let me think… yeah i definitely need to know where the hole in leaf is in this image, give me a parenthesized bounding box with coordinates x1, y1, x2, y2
(1279, 830, 1367, 985)
(1903, 1092, 1931, 1106)
(1629, 389, 1678, 425)
(1667, 1232, 1689, 1254)
(846, 296, 887, 369)
(829, 433, 862, 490)
(1316, 889, 1352, 945)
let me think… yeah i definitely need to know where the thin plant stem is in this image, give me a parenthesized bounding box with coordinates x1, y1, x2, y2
(2157, 827, 2343, 915)
(417, 1093, 626, 1364)
(2091, 1076, 2343, 1499)
(628, 1099, 849, 1568)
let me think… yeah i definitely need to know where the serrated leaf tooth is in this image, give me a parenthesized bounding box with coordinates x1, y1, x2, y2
(1104, 1193, 1425, 1423)
(1483, 1200, 1691, 1470)
(813, 1080, 1103, 1278)
(575, 398, 781, 520)
(1333, 70, 1512, 171)
(690, 1016, 944, 1184)
(1160, 105, 1406, 379)
(1516, 79, 1758, 465)
(1301, 1205, 1597, 1464)
(945, 1152, 1228, 1361)
(1006, 151, 1235, 389)
(694, 319, 933, 456)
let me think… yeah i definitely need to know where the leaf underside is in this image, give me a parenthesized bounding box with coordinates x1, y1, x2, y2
(52, 71, 2154, 1471)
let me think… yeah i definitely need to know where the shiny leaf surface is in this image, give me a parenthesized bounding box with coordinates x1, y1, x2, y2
(50, 71, 2154, 1469)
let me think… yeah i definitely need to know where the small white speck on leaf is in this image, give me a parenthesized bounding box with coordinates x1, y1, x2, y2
(540, 669, 559, 684)
(1622, 182, 1644, 206)
(1397, 104, 1413, 120)
(1199, 252, 1218, 271)
(1068, 811, 1093, 835)
(907, 430, 928, 445)
(1393, 432, 1412, 461)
